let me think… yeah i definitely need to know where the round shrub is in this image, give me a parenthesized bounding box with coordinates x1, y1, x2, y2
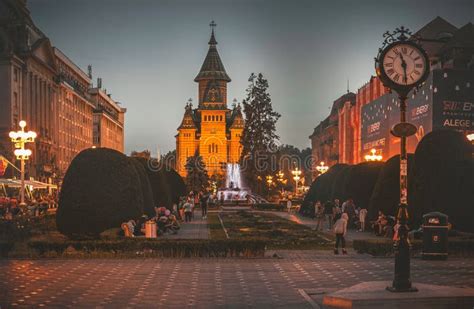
(343, 161, 384, 210)
(129, 158, 155, 217)
(57, 148, 144, 239)
(300, 164, 348, 216)
(368, 154, 416, 222)
(133, 157, 186, 209)
(413, 129, 473, 232)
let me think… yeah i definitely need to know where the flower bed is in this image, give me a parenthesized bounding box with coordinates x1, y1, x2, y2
(251, 203, 286, 211)
(219, 211, 331, 249)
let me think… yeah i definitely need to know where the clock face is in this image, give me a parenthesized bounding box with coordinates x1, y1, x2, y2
(381, 43, 428, 87)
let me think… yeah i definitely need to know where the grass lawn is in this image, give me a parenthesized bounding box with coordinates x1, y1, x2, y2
(211, 210, 332, 250)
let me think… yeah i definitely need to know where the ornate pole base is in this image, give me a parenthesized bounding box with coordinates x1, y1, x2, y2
(387, 203, 418, 293)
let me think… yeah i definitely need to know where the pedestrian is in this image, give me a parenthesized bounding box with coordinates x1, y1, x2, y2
(314, 201, 324, 231)
(200, 191, 208, 219)
(333, 199, 342, 216)
(287, 198, 292, 214)
(333, 213, 348, 255)
(323, 200, 334, 231)
(359, 207, 368, 232)
(184, 198, 193, 222)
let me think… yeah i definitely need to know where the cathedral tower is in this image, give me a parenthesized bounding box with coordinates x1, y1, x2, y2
(176, 22, 243, 177)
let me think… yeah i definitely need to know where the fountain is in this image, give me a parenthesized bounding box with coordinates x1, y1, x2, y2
(218, 163, 250, 203)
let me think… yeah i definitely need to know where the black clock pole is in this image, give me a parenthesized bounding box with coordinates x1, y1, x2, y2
(387, 93, 417, 292)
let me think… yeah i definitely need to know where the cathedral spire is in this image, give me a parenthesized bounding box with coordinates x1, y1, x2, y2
(194, 21, 231, 82)
(209, 20, 217, 45)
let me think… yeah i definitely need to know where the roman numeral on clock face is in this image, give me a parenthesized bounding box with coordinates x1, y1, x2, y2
(387, 69, 394, 76)
(384, 62, 393, 67)
(415, 63, 423, 68)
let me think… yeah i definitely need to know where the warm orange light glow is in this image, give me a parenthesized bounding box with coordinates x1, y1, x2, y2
(316, 161, 329, 174)
(365, 148, 383, 161)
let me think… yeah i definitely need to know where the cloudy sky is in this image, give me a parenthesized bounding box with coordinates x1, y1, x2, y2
(28, 0, 473, 155)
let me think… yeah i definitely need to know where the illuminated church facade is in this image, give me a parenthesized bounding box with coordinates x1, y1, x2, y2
(176, 24, 244, 177)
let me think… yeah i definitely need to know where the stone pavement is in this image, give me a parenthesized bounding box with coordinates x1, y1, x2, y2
(162, 211, 209, 240)
(2, 254, 474, 308)
(266, 211, 380, 242)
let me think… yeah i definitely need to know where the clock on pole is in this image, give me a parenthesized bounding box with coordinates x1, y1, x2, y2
(375, 26, 430, 293)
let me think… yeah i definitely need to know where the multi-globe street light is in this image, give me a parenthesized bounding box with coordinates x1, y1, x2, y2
(364, 148, 383, 162)
(291, 167, 302, 194)
(316, 161, 329, 175)
(9, 120, 36, 206)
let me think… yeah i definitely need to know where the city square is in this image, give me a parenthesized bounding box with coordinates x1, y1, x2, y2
(1, 0, 474, 308)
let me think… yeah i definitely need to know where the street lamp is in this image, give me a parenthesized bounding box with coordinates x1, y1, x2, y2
(9, 120, 36, 206)
(291, 167, 302, 194)
(364, 149, 383, 161)
(266, 175, 273, 199)
(316, 161, 329, 175)
(277, 170, 286, 195)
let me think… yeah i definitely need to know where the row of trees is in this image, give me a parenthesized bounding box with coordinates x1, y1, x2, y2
(301, 130, 473, 232)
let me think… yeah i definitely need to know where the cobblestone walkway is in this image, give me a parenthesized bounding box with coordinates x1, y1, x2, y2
(2, 256, 474, 308)
(162, 210, 209, 240)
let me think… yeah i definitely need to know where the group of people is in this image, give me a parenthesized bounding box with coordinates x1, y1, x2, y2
(311, 198, 368, 255)
(122, 190, 214, 238)
(0, 193, 57, 220)
(312, 198, 368, 233)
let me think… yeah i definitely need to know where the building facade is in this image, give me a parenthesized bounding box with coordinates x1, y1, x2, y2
(89, 87, 126, 152)
(310, 17, 474, 174)
(54, 48, 94, 176)
(0, 0, 126, 183)
(176, 28, 244, 177)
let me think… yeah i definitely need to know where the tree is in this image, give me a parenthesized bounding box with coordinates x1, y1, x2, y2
(240, 73, 281, 192)
(185, 153, 209, 194)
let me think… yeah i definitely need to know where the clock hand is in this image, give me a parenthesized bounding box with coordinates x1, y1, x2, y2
(399, 53, 408, 84)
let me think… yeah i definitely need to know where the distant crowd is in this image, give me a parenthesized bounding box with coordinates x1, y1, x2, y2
(0, 193, 58, 220)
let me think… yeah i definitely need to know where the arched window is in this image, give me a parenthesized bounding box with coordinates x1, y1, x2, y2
(208, 145, 211, 153)
(215, 144, 218, 153)
(220, 115, 223, 121)
(204, 115, 207, 121)
(212, 115, 215, 121)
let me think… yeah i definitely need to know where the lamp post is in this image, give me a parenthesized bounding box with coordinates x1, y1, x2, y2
(277, 170, 286, 195)
(291, 167, 302, 195)
(364, 149, 383, 162)
(316, 161, 329, 175)
(266, 175, 273, 199)
(375, 26, 429, 292)
(9, 120, 36, 207)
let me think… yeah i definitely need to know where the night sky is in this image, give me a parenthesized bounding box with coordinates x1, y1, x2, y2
(28, 0, 473, 155)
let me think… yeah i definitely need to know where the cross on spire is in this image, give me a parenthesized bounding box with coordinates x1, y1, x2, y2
(210, 20, 217, 31)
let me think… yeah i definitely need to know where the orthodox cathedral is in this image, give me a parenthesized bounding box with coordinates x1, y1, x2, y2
(176, 23, 244, 177)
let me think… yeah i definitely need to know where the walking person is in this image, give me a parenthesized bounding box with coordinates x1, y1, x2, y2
(323, 200, 334, 231)
(333, 213, 348, 255)
(314, 201, 324, 231)
(359, 207, 368, 232)
(184, 198, 193, 223)
(200, 191, 209, 219)
(286, 198, 292, 214)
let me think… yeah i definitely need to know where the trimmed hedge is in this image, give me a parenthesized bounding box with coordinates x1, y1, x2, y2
(57, 148, 144, 239)
(368, 154, 417, 222)
(0, 240, 14, 257)
(129, 158, 155, 217)
(343, 162, 384, 210)
(413, 129, 474, 232)
(133, 157, 186, 209)
(301, 164, 349, 215)
(353, 238, 474, 257)
(27, 238, 266, 258)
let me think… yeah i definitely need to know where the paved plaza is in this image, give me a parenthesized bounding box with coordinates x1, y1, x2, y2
(2, 253, 474, 308)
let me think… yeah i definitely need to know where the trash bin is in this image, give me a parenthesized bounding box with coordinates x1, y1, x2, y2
(145, 220, 157, 238)
(422, 212, 448, 260)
